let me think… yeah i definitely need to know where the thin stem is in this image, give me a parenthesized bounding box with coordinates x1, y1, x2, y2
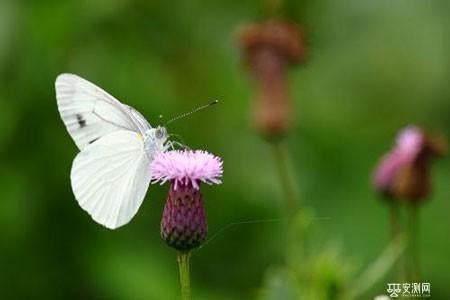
(270, 141, 300, 216)
(406, 204, 421, 281)
(177, 251, 191, 300)
(270, 141, 301, 267)
(389, 202, 400, 241)
(389, 201, 404, 281)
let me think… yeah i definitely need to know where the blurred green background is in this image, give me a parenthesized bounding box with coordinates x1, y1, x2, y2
(0, 0, 449, 299)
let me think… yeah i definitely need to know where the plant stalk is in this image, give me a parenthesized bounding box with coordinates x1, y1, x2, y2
(389, 202, 400, 241)
(389, 201, 404, 281)
(406, 204, 420, 281)
(270, 141, 300, 216)
(177, 251, 191, 300)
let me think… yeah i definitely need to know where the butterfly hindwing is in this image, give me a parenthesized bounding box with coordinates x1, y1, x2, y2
(70, 130, 151, 229)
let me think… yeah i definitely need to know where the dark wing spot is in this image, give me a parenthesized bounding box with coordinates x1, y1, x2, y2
(76, 114, 86, 128)
(88, 138, 99, 144)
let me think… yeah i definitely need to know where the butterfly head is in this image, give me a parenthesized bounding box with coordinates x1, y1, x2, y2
(143, 126, 169, 158)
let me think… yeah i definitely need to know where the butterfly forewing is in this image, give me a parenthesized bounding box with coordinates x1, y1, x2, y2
(55, 73, 150, 150)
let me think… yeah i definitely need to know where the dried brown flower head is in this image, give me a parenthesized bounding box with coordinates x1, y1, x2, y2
(238, 20, 307, 139)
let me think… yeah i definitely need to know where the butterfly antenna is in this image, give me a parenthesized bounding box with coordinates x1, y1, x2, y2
(165, 100, 219, 126)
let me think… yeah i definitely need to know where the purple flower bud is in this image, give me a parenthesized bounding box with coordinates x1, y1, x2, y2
(151, 150, 223, 251)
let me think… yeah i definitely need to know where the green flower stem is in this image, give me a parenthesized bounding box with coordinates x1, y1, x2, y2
(271, 140, 302, 267)
(406, 204, 420, 281)
(177, 251, 191, 300)
(389, 202, 400, 241)
(270, 141, 300, 216)
(389, 201, 404, 281)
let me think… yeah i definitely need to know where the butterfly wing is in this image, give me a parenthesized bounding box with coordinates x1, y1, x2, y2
(55, 73, 151, 150)
(70, 130, 151, 229)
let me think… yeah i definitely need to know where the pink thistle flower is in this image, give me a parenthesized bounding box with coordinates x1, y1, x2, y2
(373, 126, 424, 193)
(151, 150, 223, 190)
(373, 126, 445, 202)
(150, 150, 223, 251)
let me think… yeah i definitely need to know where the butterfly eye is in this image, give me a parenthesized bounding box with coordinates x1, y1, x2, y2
(155, 128, 165, 139)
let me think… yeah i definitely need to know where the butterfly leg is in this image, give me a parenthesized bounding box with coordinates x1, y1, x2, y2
(164, 141, 175, 151)
(168, 134, 191, 150)
(173, 141, 190, 150)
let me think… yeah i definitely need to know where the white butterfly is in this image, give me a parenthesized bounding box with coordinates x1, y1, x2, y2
(55, 73, 169, 229)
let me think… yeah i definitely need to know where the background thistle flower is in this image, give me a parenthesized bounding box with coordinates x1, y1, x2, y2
(372, 125, 446, 282)
(237, 19, 305, 216)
